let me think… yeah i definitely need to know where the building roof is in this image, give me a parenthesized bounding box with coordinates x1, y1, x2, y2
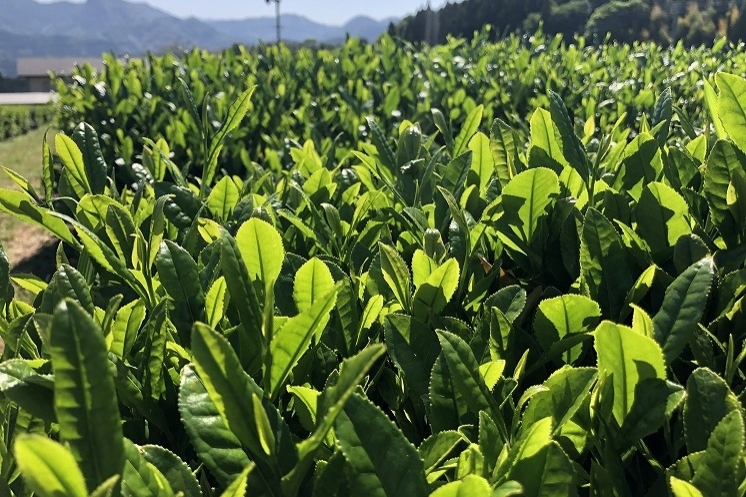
(16, 57, 105, 77)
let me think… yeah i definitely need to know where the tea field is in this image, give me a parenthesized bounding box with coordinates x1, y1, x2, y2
(0, 105, 54, 142)
(2, 31, 746, 496)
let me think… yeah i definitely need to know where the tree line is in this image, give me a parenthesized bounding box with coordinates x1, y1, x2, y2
(392, 0, 746, 46)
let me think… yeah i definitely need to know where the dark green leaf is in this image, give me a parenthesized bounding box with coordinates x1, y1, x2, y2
(336, 393, 428, 497)
(652, 258, 714, 365)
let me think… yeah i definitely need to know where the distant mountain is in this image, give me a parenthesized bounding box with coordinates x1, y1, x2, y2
(0, 0, 397, 76)
(208, 14, 398, 46)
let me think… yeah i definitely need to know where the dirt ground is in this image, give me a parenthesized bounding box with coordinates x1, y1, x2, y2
(5, 226, 57, 277)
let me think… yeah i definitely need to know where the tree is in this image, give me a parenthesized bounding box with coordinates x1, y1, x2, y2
(585, 0, 652, 43)
(544, 0, 592, 40)
(265, 0, 281, 43)
(729, 0, 746, 40)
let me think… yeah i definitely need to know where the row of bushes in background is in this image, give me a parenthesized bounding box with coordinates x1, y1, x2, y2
(0, 105, 54, 141)
(53, 30, 742, 187)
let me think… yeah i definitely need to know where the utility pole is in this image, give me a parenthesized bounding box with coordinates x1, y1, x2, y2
(265, 0, 281, 44)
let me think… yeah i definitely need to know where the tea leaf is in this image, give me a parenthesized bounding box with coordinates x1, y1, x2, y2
(580, 208, 633, 319)
(336, 393, 428, 497)
(684, 368, 741, 453)
(178, 366, 251, 487)
(50, 300, 124, 489)
(14, 435, 88, 497)
(293, 258, 335, 314)
(652, 258, 714, 365)
(594, 321, 665, 425)
(691, 410, 744, 496)
(716, 73, 746, 154)
(269, 286, 337, 399)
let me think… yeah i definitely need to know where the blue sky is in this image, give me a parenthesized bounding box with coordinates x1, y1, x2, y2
(36, 0, 447, 25)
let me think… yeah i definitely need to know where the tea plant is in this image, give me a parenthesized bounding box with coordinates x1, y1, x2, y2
(2, 45, 746, 497)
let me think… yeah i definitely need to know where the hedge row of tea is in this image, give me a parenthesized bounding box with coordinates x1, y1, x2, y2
(0, 105, 54, 141)
(55, 32, 744, 184)
(1, 34, 746, 496)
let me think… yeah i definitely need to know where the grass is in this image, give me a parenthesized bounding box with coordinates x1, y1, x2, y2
(0, 126, 53, 265)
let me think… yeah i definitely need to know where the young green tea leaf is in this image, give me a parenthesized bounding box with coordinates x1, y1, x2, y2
(703, 79, 726, 140)
(219, 228, 263, 371)
(89, 476, 120, 497)
(0, 240, 9, 312)
(496, 417, 552, 482)
(289, 345, 386, 494)
(293, 258, 335, 314)
(430, 475, 493, 497)
(651, 87, 673, 147)
(412, 258, 460, 318)
(508, 440, 575, 497)
(528, 108, 568, 172)
(205, 87, 256, 190)
(50, 300, 124, 489)
(419, 430, 465, 479)
(490, 118, 517, 188)
(109, 298, 146, 359)
(0, 359, 55, 421)
(594, 321, 665, 425)
(41, 131, 54, 203)
(0, 189, 77, 246)
(549, 90, 590, 180)
(220, 464, 254, 497)
(269, 286, 337, 399)
(468, 131, 494, 195)
(533, 295, 601, 363)
(716, 73, 746, 154)
(379, 242, 412, 311)
(636, 182, 692, 260)
(669, 477, 704, 497)
(235, 218, 285, 292)
(14, 434, 88, 497)
(191, 323, 297, 481)
(454, 105, 484, 157)
(105, 204, 138, 267)
(523, 366, 598, 432)
(411, 249, 437, 289)
(55, 133, 90, 198)
(207, 176, 240, 221)
(496, 168, 559, 272)
(703, 140, 744, 247)
(432, 330, 507, 440)
(72, 123, 108, 195)
(52, 264, 94, 316)
(205, 276, 228, 328)
(612, 132, 662, 201)
(617, 378, 685, 450)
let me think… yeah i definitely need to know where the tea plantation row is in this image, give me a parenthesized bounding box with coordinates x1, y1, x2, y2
(0, 105, 54, 141)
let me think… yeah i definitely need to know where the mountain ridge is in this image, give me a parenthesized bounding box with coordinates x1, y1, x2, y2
(0, 0, 397, 76)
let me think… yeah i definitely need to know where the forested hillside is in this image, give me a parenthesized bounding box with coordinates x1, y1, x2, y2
(395, 0, 746, 45)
